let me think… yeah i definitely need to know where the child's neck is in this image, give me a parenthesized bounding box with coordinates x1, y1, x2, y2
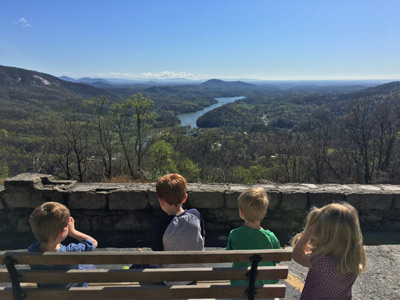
(40, 241, 61, 252)
(245, 220, 262, 230)
(164, 204, 185, 216)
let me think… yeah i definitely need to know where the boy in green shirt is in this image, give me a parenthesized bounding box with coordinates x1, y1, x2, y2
(226, 187, 281, 285)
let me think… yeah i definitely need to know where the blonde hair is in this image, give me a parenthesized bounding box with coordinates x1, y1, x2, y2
(156, 173, 187, 206)
(29, 202, 70, 244)
(238, 187, 269, 223)
(292, 202, 366, 275)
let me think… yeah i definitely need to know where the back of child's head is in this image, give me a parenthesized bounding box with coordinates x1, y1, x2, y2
(29, 202, 70, 244)
(238, 187, 269, 223)
(302, 202, 366, 274)
(156, 173, 187, 206)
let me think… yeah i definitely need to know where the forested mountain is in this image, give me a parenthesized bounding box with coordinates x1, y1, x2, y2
(0, 65, 118, 141)
(1, 65, 400, 185)
(0, 66, 226, 129)
(194, 81, 400, 184)
(352, 81, 400, 96)
(0, 66, 115, 176)
(0, 66, 229, 177)
(101, 80, 261, 116)
(0, 65, 111, 102)
(197, 81, 400, 130)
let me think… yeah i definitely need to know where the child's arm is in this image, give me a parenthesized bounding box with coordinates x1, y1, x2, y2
(68, 217, 98, 248)
(292, 226, 316, 268)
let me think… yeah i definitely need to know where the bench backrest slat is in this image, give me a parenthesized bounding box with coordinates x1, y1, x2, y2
(0, 249, 292, 265)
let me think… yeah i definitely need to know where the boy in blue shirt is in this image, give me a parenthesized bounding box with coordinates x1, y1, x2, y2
(28, 201, 98, 287)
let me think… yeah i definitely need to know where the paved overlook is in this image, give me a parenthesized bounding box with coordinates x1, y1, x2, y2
(281, 244, 400, 300)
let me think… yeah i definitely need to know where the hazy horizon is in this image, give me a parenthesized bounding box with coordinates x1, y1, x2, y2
(1, 0, 399, 81)
(58, 75, 395, 85)
(57, 73, 395, 85)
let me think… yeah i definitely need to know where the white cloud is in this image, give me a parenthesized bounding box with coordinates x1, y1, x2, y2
(18, 17, 32, 28)
(92, 71, 209, 80)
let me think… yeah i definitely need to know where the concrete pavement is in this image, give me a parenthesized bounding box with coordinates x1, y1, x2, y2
(280, 245, 400, 300)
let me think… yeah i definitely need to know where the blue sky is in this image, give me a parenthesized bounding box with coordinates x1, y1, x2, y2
(1, 0, 399, 81)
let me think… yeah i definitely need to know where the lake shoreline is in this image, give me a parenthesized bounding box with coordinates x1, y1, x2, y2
(177, 96, 245, 128)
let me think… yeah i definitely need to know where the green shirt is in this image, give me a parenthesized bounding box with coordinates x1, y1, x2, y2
(226, 225, 281, 285)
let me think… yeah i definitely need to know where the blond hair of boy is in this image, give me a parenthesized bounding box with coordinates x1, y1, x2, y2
(238, 187, 269, 226)
(29, 202, 98, 252)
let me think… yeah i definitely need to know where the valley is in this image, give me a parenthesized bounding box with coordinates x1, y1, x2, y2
(1, 65, 400, 185)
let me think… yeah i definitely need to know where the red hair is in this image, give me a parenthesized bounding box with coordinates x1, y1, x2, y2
(156, 174, 187, 206)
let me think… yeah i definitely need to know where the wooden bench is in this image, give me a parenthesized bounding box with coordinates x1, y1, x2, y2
(0, 248, 292, 300)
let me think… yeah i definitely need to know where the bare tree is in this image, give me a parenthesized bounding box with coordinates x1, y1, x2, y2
(111, 100, 137, 178)
(302, 109, 334, 183)
(343, 98, 376, 183)
(373, 99, 400, 181)
(87, 96, 119, 179)
(270, 131, 305, 183)
(52, 112, 91, 182)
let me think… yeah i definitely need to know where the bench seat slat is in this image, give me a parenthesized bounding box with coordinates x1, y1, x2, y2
(0, 249, 292, 265)
(0, 284, 287, 299)
(1, 266, 289, 283)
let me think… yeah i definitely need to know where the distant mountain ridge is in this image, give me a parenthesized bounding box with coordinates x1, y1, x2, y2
(2, 65, 398, 100)
(60, 75, 201, 87)
(58, 74, 269, 92)
(0, 65, 110, 102)
(199, 79, 261, 91)
(59, 76, 113, 85)
(57, 75, 384, 93)
(363, 81, 400, 95)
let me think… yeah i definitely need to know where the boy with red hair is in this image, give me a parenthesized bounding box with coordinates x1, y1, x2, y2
(146, 173, 205, 285)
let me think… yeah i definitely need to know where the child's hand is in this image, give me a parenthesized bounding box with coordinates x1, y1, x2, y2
(66, 216, 98, 248)
(68, 217, 76, 235)
(292, 224, 317, 268)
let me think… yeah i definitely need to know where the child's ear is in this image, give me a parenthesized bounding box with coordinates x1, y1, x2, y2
(58, 226, 68, 237)
(158, 197, 164, 206)
(181, 193, 188, 204)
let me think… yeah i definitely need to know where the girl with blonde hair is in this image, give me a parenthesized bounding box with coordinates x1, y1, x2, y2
(292, 202, 366, 299)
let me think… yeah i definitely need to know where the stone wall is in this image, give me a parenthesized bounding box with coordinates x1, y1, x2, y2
(1, 173, 399, 247)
